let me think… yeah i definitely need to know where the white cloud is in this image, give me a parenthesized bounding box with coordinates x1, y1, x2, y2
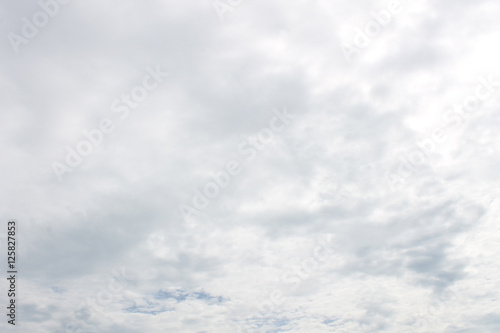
(1, 0, 500, 332)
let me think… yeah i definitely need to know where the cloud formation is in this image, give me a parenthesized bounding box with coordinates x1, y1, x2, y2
(1, 0, 500, 332)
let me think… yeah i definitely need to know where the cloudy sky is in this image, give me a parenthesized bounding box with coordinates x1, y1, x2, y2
(1, 0, 500, 332)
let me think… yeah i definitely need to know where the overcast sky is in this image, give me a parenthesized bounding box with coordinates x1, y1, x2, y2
(1, 0, 500, 332)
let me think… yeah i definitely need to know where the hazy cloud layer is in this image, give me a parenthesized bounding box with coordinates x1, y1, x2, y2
(1, 0, 500, 332)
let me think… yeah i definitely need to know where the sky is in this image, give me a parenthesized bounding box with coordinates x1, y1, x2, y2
(1, 0, 500, 332)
